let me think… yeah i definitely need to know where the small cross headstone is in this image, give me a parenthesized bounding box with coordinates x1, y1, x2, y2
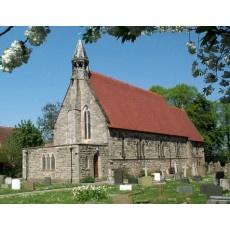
(11, 179, 21, 190)
(200, 184, 223, 196)
(4, 177, 12, 185)
(183, 164, 188, 178)
(174, 162, 178, 174)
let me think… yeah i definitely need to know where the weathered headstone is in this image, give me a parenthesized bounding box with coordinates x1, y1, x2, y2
(200, 184, 223, 196)
(219, 178, 230, 191)
(216, 161, 222, 171)
(114, 169, 123, 184)
(183, 164, 188, 178)
(207, 196, 230, 204)
(0, 175, 5, 185)
(11, 179, 21, 190)
(23, 180, 35, 191)
(215, 171, 225, 185)
(227, 163, 230, 177)
(198, 166, 206, 177)
(43, 177, 51, 186)
(4, 177, 12, 185)
(192, 163, 198, 176)
(208, 162, 214, 173)
(180, 177, 190, 183)
(176, 185, 193, 195)
(138, 176, 153, 187)
(174, 172, 182, 181)
(174, 162, 178, 174)
(119, 184, 132, 191)
(1, 184, 9, 189)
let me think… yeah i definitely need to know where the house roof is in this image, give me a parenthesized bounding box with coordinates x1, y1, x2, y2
(0, 126, 14, 144)
(89, 72, 203, 142)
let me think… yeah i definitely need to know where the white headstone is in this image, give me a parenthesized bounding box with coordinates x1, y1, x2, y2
(154, 173, 161, 181)
(183, 164, 188, 177)
(174, 162, 178, 174)
(5, 177, 12, 185)
(119, 184, 132, 191)
(144, 167, 148, 177)
(11, 179, 21, 190)
(192, 163, 197, 176)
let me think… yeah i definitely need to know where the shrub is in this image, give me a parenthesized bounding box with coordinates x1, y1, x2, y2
(72, 185, 111, 202)
(80, 176, 95, 183)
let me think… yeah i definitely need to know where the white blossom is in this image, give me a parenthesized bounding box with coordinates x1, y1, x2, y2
(186, 41, 196, 54)
(224, 55, 230, 66)
(0, 40, 31, 73)
(25, 26, 50, 46)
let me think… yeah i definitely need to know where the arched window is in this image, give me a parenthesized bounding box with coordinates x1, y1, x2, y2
(51, 154, 55, 170)
(46, 155, 50, 170)
(42, 154, 46, 170)
(83, 106, 91, 139)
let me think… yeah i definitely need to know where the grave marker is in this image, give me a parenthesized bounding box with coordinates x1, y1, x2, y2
(200, 184, 223, 196)
(4, 177, 12, 185)
(176, 185, 193, 195)
(219, 179, 230, 191)
(11, 179, 21, 190)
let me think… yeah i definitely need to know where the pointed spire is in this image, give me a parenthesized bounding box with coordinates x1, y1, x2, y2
(73, 39, 88, 61)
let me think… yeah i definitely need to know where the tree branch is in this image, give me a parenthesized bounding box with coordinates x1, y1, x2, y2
(0, 26, 14, 37)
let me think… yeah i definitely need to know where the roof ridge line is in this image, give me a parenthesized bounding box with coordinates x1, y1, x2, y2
(91, 71, 166, 100)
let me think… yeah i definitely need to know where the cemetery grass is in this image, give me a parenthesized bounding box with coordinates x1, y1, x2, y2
(0, 175, 220, 204)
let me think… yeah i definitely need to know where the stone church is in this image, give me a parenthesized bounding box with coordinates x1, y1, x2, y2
(22, 40, 204, 183)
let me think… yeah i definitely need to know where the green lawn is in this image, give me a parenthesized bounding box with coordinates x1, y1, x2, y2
(0, 174, 223, 204)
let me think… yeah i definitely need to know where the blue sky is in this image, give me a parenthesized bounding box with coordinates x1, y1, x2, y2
(0, 26, 218, 127)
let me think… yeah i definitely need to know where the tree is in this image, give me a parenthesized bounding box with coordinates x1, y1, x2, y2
(82, 26, 230, 101)
(186, 95, 224, 160)
(150, 84, 224, 162)
(37, 102, 61, 142)
(218, 102, 230, 157)
(150, 84, 198, 109)
(0, 26, 50, 73)
(1, 26, 229, 100)
(0, 120, 43, 176)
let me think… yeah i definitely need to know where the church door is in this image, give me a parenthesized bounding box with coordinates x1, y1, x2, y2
(93, 153, 99, 178)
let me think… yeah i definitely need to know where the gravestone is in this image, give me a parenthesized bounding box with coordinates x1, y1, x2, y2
(216, 161, 222, 171)
(192, 163, 198, 176)
(114, 169, 123, 184)
(227, 163, 230, 177)
(1, 184, 9, 189)
(183, 164, 188, 178)
(208, 162, 214, 173)
(138, 176, 153, 187)
(219, 179, 230, 191)
(176, 185, 193, 195)
(180, 178, 190, 183)
(200, 184, 223, 197)
(108, 168, 114, 184)
(153, 173, 161, 182)
(11, 179, 21, 190)
(192, 175, 202, 181)
(4, 177, 12, 185)
(215, 171, 224, 185)
(198, 166, 206, 177)
(119, 184, 132, 191)
(207, 196, 230, 204)
(174, 162, 178, 174)
(23, 180, 35, 191)
(0, 175, 5, 185)
(174, 172, 182, 181)
(44, 177, 51, 186)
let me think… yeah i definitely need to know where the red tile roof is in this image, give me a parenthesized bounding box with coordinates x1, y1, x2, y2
(0, 126, 14, 144)
(90, 72, 203, 142)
